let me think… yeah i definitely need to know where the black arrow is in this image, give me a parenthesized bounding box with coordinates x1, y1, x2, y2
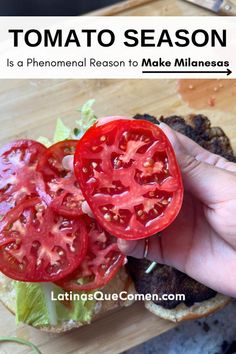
(142, 68, 232, 76)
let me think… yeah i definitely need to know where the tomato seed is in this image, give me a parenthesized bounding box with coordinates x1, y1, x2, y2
(104, 213, 111, 221)
(162, 199, 168, 205)
(100, 136, 106, 142)
(82, 167, 88, 173)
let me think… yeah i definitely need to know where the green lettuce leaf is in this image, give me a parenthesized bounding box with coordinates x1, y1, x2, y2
(53, 118, 71, 143)
(37, 99, 97, 146)
(15, 282, 95, 327)
(74, 99, 97, 138)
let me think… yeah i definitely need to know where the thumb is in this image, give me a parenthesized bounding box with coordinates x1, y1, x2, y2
(160, 123, 236, 205)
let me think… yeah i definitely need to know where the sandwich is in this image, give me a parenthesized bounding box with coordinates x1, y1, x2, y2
(0, 101, 135, 333)
(0, 101, 232, 333)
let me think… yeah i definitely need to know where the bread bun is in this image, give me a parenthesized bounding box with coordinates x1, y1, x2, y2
(145, 294, 231, 323)
(0, 268, 135, 333)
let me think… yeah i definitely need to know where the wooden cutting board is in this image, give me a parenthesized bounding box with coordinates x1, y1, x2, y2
(88, 0, 214, 15)
(0, 2, 236, 354)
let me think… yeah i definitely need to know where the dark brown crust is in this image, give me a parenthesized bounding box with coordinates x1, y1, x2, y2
(134, 113, 236, 162)
(129, 113, 235, 310)
(127, 258, 217, 309)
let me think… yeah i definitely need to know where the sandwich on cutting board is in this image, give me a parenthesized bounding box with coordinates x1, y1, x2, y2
(0, 101, 233, 331)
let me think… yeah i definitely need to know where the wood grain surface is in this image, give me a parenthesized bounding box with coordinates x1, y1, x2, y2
(0, 1, 235, 354)
(88, 0, 213, 15)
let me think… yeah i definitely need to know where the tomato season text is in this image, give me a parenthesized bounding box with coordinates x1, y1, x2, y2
(8, 28, 227, 48)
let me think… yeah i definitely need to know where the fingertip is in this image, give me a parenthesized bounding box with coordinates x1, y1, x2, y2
(118, 238, 146, 259)
(159, 122, 186, 161)
(159, 122, 173, 134)
(62, 155, 74, 171)
(117, 238, 137, 254)
(159, 122, 179, 147)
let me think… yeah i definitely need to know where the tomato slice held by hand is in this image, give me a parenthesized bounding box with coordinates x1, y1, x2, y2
(74, 118, 183, 240)
(37, 140, 85, 218)
(56, 216, 125, 291)
(0, 140, 46, 217)
(0, 198, 88, 282)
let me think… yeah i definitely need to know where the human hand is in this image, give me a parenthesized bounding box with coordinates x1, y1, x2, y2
(118, 123, 236, 297)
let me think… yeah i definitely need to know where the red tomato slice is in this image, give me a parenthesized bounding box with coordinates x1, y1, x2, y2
(74, 118, 183, 240)
(37, 140, 85, 218)
(0, 198, 88, 282)
(0, 140, 46, 177)
(0, 140, 46, 217)
(48, 175, 85, 218)
(56, 216, 125, 291)
(0, 167, 45, 217)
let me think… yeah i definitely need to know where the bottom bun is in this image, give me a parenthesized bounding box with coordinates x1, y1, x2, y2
(0, 268, 135, 333)
(145, 293, 231, 323)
